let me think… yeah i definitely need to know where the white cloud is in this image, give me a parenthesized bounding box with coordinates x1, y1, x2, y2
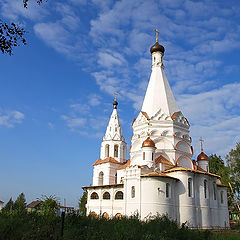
(61, 115, 86, 129)
(177, 83, 240, 156)
(97, 50, 127, 68)
(0, 110, 24, 128)
(1, 0, 47, 21)
(88, 94, 101, 106)
(34, 22, 74, 55)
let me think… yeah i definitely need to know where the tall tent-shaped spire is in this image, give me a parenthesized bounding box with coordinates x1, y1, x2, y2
(100, 95, 127, 163)
(141, 31, 179, 118)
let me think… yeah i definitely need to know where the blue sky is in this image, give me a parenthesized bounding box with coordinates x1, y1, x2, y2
(0, 0, 240, 208)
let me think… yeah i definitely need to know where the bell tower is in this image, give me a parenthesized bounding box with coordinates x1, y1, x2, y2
(100, 94, 127, 163)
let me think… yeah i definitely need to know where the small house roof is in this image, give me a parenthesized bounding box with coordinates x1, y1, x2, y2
(27, 200, 42, 208)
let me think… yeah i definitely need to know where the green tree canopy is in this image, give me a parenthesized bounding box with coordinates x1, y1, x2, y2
(13, 192, 27, 214)
(78, 190, 87, 216)
(226, 142, 240, 199)
(2, 197, 14, 213)
(39, 195, 60, 216)
(209, 154, 230, 185)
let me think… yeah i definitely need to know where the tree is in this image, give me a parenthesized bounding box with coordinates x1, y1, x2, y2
(209, 154, 230, 185)
(226, 143, 240, 200)
(0, 0, 47, 55)
(39, 195, 60, 216)
(2, 197, 14, 213)
(13, 192, 27, 214)
(78, 190, 87, 216)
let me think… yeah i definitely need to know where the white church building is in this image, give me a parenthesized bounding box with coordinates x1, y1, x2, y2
(83, 35, 229, 229)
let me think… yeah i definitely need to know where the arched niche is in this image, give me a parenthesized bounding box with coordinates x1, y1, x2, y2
(102, 212, 110, 219)
(175, 141, 192, 154)
(115, 213, 122, 219)
(177, 156, 193, 169)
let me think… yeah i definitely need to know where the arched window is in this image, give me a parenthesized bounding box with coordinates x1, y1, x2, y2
(114, 145, 118, 157)
(204, 180, 207, 199)
(90, 192, 99, 199)
(105, 144, 109, 158)
(103, 192, 110, 200)
(131, 186, 135, 198)
(152, 152, 154, 160)
(213, 183, 216, 200)
(220, 191, 224, 204)
(99, 172, 104, 186)
(115, 191, 124, 200)
(188, 178, 192, 197)
(143, 152, 145, 160)
(166, 183, 170, 198)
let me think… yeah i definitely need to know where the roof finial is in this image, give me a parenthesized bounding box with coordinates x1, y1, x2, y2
(113, 92, 118, 109)
(199, 137, 204, 152)
(154, 28, 160, 42)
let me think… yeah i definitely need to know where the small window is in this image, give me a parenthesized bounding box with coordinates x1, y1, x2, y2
(90, 192, 99, 199)
(143, 152, 145, 160)
(220, 191, 224, 204)
(213, 183, 216, 200)
(188, 178, 192, 197)
(115, 173, 117, 184)
(105, 144, 109, 158)
(166, 183, 170, 198)
(99, 172, 104, 186)
(115, 191, 123, 200)
(103, 192, 110, 200)
(114, 145, 119, 158)
(115, 127, 117, 132)
(204, 180, 207, 199)
(152, 152, 154, 160)
(206, 166, 209, 172)
(131, 186, 135, 198)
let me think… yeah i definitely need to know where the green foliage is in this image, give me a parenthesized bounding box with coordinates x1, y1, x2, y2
(78, 190, 87, 216)
(209, 154, 230, 185)
(13, 193, 27, 214)
(0, 211, 239, 240)
(39, 195, 60, 216)
(2, 198, 14, 213)
(226, 143, 240, 199)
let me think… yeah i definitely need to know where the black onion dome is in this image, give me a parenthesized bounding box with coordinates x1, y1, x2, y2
(113, 100, 118, 109)
(150, 42, 165, 54)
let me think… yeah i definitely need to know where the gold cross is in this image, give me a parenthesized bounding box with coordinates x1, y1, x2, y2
(154, 28, 160, 42)
(199, 137, 204, 152)
(114, 92, 118, 101)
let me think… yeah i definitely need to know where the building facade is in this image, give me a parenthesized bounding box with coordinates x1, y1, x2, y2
(83, 38, 229, 229)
